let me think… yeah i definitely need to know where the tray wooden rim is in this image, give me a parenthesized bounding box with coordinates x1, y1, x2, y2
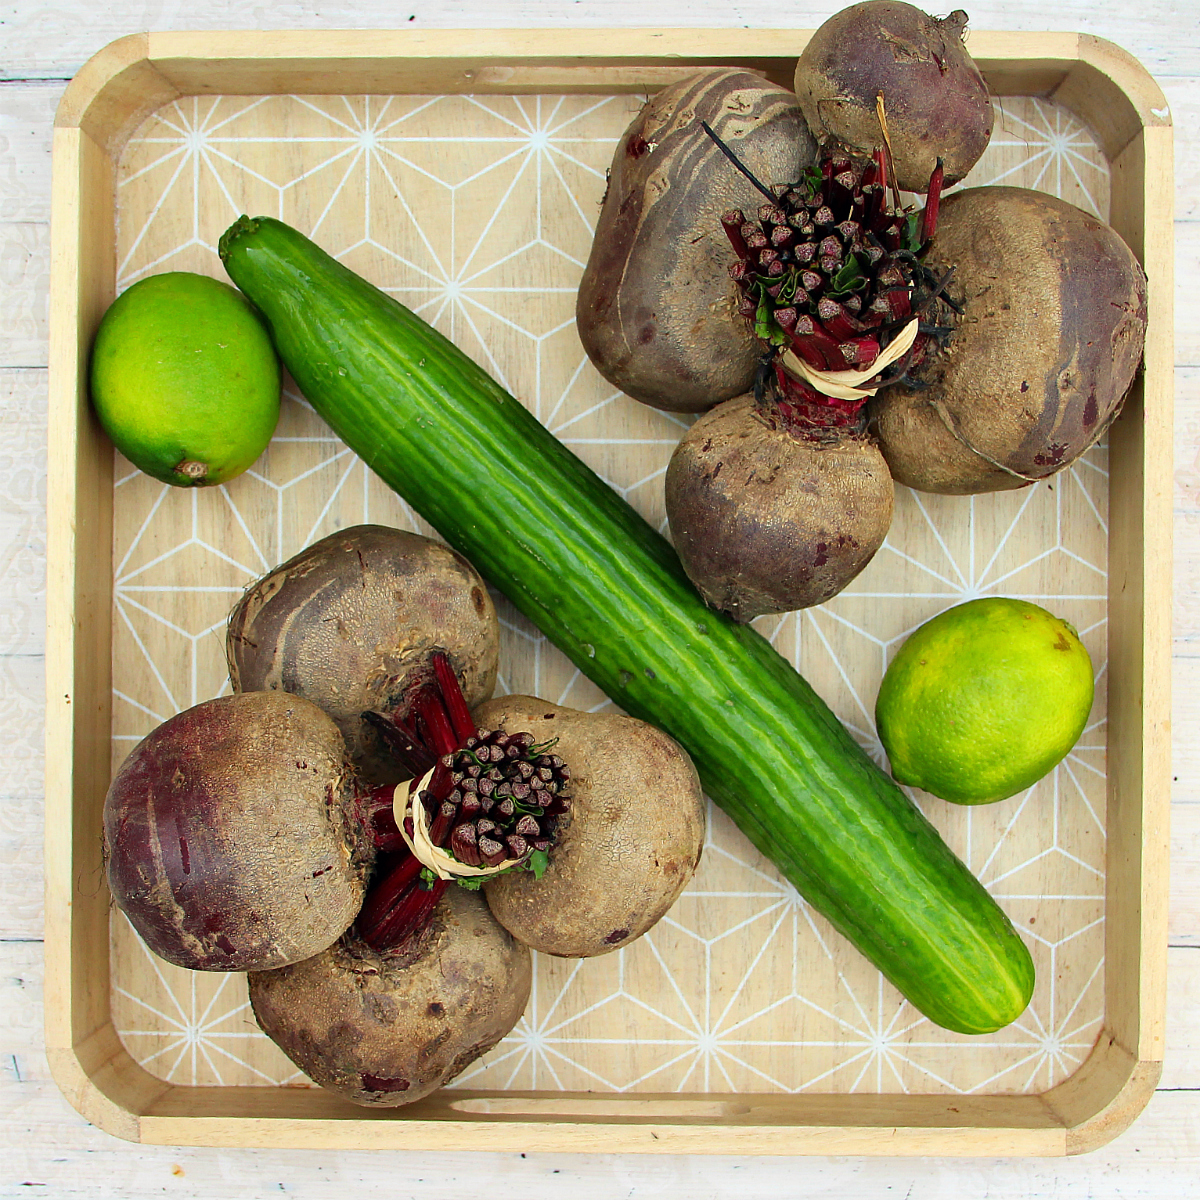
(44, 27, 1174, 1156)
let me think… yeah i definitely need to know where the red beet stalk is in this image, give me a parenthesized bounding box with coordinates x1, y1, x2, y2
(357, 852, 449, 955)
(721, 209, 749, 258)
(921, 158, 944, 245)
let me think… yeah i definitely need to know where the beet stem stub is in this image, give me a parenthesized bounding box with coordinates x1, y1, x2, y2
(432, 651, 478, 745)
(451, 823, 482, 867)
(720, 210, 749, 258)
(414, 688, 459, 758)
(840, 337, 881, 368)
(478, 836, 508, 866)
(358, 854, 422, 943)
(429, 801, 457, 847)
(921, 159, 945, 245)
(358, 865, 450, 955)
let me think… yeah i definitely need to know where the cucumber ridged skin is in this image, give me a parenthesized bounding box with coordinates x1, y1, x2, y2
(219, 215, 1034, 1035)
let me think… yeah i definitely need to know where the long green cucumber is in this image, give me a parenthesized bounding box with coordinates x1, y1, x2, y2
(219, 215, 1034, 1035)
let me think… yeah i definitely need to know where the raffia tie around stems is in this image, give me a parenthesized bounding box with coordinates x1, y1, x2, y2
(781, 317, 919, 401)
(391, 767, 523, 882)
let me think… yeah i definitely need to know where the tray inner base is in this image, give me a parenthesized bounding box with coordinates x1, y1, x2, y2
(108, 90, 1111, 1100)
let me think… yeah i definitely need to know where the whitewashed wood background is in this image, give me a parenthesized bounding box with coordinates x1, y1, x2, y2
(2, 1, 1196, 1195)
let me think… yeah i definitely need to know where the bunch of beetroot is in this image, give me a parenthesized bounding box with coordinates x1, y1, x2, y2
(577, 0, 1147, 621)
(105, 525, 704, 1109)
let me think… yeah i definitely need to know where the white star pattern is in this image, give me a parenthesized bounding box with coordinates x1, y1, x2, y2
(109, 92, 1110, 1096)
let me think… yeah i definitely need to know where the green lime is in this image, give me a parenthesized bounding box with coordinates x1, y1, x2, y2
(90, 272, 281, 487)
(875, 597, 1094, 805)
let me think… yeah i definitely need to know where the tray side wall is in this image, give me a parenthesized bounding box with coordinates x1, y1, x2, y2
(1104, 120, 1175, 1070)
(44, 121, 136, 1137)
(1031, 35, 1173, 1152)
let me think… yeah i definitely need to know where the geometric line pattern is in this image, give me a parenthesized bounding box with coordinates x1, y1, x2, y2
(109, 91, 1111, 1096)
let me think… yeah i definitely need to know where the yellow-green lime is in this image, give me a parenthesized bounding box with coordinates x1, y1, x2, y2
(90, 272, 281, 487)
(875, 597, 1094, 805)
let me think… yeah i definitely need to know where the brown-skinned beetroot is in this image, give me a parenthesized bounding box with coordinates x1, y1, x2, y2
(104, 692, 367, 972)
(476, 695, 705, 957)
(868, 187, 1148, 494)
(576, 69, 816, 413)
(665, 392, 894, 621)
(227, 525, 498, 785)
(248, 887, 531, 1107)
(793, 2, 992, 191)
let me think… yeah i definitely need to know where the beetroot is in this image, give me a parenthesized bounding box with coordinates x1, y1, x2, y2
(869, 187, 1148, 493)
(227, 524, 498, 786)
(666, 392, 893, 619)
(794, 2, 993, 191)
(250, 888, 530, 1108)
(577, 69, 815, 413)
(475, 695, 705, 957)
(103, 691, 369, 972)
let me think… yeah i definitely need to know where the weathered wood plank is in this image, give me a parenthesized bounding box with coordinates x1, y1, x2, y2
(1169, 797, 1200, 948)
(1161, 946, 1200, 1089)
(0, 369, 48, 655)
(0, 369, 46, 942)
(0, 223, 49, 368)
(1162, 79, 1199, 221)
(1174, 527, 1200, 654)
(0, 0, 1197, 80)
(0, 88, 55, 376)
(1176, 368, 1199, 516)
(1177, 222, 1200, 368)
(1173, 657, 1200, 790)
(0, 82, 61, 222)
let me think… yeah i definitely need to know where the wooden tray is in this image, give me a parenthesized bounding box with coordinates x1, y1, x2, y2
(44, 29, 1173, 1156)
